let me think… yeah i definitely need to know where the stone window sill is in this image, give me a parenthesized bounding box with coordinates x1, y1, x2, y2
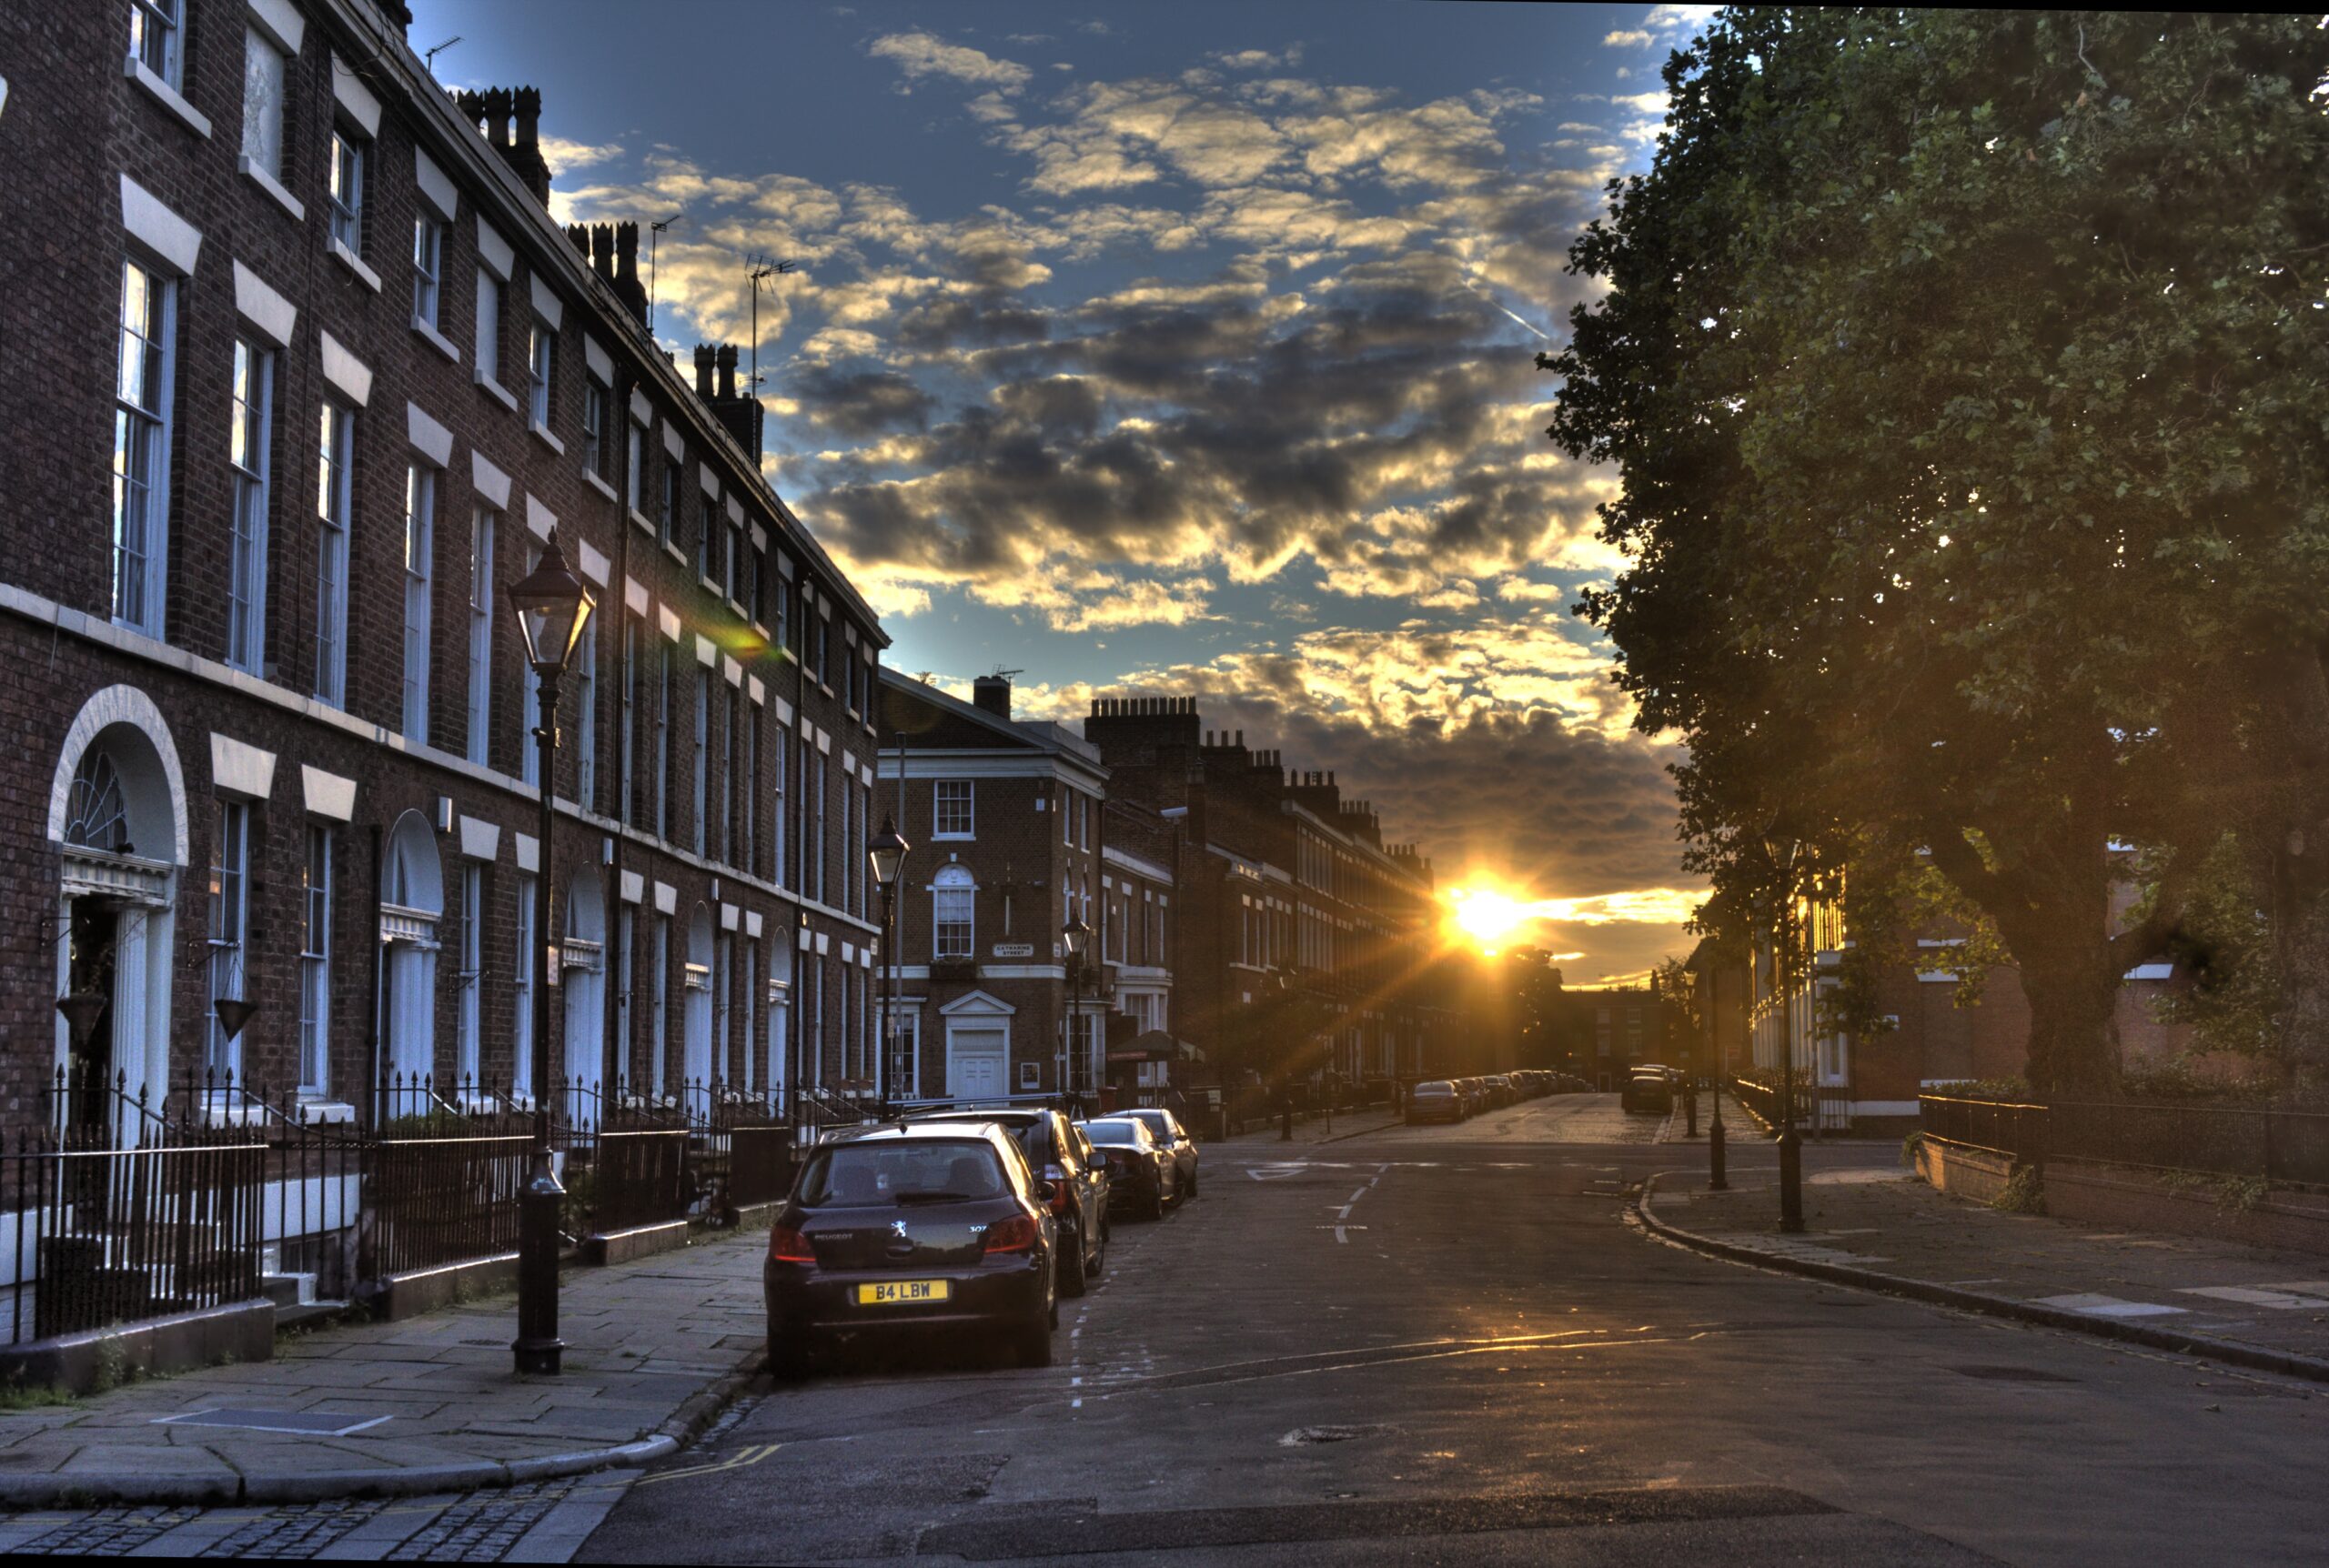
(329, 237, 381, 293)
(239, 155, 303, 220)
(476, 373, 519, 413)
(127, 56, 210, 138)
(412, 315, 460, 364)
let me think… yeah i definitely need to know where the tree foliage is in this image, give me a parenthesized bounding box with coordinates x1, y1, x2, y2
(1545, 10, 2329, 1091)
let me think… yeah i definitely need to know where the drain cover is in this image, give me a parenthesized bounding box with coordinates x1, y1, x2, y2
(1951, 1365, 2078, 1385)
(1281, 1423, 1391, 1445)
(154, 1408, 394, 1435)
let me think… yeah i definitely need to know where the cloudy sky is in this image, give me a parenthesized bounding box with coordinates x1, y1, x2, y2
(409, 0, 1712, 984)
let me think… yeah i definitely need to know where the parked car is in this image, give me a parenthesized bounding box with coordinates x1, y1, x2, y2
(1081, 1117, 1179, 1219)
(1406, 1080, 1464, 1124)
(1113, 1107, 1199, 1199)
(1620, 1070, 1675, 1114)
(764, 1121, 1057, 1381)
(1484, 1074, 1517, 1107)
(907, 1107, 1109, 1295)
(1458, 1078, 1490, 1116)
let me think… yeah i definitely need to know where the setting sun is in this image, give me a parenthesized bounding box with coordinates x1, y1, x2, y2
(1447, 887, 1532, 949)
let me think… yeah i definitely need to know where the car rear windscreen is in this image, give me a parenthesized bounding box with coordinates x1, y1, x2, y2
(801, 1141, 1009, 1205)
(1084, 1121, 1150, 1147)
(1415, 1082, 1454, 1095)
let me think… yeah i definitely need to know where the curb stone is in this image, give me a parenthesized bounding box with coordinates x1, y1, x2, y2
(0, 1346, 761, 1512)
(1635, 1170, 2329, 1388)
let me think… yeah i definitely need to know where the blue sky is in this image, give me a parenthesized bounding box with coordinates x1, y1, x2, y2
(409, 0, 1714, 983)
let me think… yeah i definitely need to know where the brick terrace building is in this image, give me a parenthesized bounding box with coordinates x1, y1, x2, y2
(1081, 698, 1457, 1098)
(873, 671, 1130, 1101)
(0, 0, 888, 1129)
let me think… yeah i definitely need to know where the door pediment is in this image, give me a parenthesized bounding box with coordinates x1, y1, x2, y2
(938, 988, 1016, 1018)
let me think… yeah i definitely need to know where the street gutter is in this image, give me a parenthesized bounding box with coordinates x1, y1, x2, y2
(1634, 1171, 2329, 1390)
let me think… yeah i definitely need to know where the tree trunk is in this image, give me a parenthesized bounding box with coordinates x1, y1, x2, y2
(2002, 912, 2124, 1100)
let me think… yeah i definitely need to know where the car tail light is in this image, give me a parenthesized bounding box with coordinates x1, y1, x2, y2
(769, 1224, 815, 1263)
(983, 1214, 1039, 1254)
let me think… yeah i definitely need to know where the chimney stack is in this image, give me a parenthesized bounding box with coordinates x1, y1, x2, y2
(590, 224, 616, 285)
(613, 222, 647, 323)
(716, 345, 738, 401)
(694, 346, 716, 397)
(973, 674, 1013, 719)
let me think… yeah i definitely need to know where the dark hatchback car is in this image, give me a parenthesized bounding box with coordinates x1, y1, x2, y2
(1621, 1070, 1675, 1113)
(1081, 1117, 1178, 1220)
(1114, 1107, 1199, 1199)
(908, 1107, 1109, 1294)
(764, 1123, 1057, 1380)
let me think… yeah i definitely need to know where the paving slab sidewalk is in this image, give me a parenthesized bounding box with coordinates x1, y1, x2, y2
(1643, 1162, 2329, 1382)
(0, 1230, 769, 1507)
(1217, 1109, 1404, 1146)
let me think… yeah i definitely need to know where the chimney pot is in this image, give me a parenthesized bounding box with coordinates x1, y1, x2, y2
(717, 344, 738, 401)
(694, 346, 716, 396)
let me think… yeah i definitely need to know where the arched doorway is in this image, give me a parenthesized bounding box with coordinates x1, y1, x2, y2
(379, 809, 443, 1116)
(682, 903, 713, 1119)
(562, 869, 606, 1127)
(47, 688, 187, 1141)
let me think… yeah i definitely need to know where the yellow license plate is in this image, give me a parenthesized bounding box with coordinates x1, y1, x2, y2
(856, 1279, 951, 1306)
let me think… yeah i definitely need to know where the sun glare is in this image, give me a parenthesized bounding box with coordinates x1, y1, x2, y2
(1447, 887, 1530, 949)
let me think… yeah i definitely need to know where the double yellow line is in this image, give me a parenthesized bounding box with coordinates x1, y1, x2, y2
(637, 1442, 785, 1486)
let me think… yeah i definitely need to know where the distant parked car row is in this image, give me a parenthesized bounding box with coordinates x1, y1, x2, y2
(761, 1101, 1202, 1381)
(1402, 1069, 1580, 1124)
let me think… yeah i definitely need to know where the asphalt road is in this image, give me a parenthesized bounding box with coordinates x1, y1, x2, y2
(580, 1094, 2328, 1566)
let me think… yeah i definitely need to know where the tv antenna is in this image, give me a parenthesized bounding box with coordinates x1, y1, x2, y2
(423, 35, 461, 75)
(746, 256, 797, 401)
(647, 215, 681, 333)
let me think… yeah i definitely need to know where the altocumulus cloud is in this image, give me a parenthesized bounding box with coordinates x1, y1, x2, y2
(549, 11, 1704, 977)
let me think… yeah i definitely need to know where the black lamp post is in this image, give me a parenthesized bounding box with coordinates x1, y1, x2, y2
(867, 816, 908, 1113)
(508, 537, 595, 1376)
(1063, 916, 1090, 1113)
(1762, 827, 1805, 1234)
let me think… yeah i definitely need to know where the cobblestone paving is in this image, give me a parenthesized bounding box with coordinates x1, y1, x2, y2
(0, 1477, 590, 1560)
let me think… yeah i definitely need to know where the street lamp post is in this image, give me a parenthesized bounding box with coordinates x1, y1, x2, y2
(867, 817, 908, 1114)
(1762, 828, 1804, 1234)
(507, 538, 595, 1376)
(1063, 917, 1090, 1115)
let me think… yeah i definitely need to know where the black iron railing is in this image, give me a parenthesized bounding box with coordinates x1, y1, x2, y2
(3, 1120, 266, 1344)
(364, 1131, 530, 1277)
(1919, 1094, 2329, 1190)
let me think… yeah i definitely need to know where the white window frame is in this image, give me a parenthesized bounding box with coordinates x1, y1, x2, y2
(129, 0, 182, 87)
(519, 542, 542, 787)
(112, 256, 175, 638)
(575, 617, 599, 809)
(620, 614, 638, 826)
(299, 822, 332, 1096)
(583, 377, 610, 481)
(475, 271, 501, 384)
(934, 866, 974, 960)
(328, 126, 365, 256)
(313, 401, 353, 706)
(625, 418, 644, 513)
(401, 463, 435, 743)
(527, 315, 553, 428)
(714, 930, 733, 1086)
(466, 508, 495, 765)
(654, 637, 672, 839)
(207, 798, 250, 1077)
(692, 666, 710, 856)
(412, 210, 444, 329)
(514, 873, 537, 1100)
(226, 336, 271, 674)
(457, 863, 482, 1083)
(650, 913, 671, 1095)
(933, 779, 973, 839)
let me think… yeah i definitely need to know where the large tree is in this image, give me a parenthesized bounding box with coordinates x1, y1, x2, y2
(1547, 10, 2329, 1093)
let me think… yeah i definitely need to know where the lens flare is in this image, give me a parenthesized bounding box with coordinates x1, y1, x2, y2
(1447, 887, 1530, 947)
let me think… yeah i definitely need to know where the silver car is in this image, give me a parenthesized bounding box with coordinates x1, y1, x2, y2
(1110, 1108, 1199, 1200)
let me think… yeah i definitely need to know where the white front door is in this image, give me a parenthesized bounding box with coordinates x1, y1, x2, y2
(948, 1024, 1007, 1101)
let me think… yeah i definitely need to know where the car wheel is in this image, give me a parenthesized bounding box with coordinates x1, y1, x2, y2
(1060, 1222, 1089, 1297)
(1018, 1312, 1054, 1367)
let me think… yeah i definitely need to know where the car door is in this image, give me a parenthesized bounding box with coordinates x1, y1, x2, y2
(1071, 1126, 1108, 1238)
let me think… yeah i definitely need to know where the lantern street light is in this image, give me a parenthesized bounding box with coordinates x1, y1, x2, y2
(866, 816, 909, 1113)
(507, 538, 595, 1376)
(1063, 916, 1091, 1115)
(1761, 824, 1805, 1234)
